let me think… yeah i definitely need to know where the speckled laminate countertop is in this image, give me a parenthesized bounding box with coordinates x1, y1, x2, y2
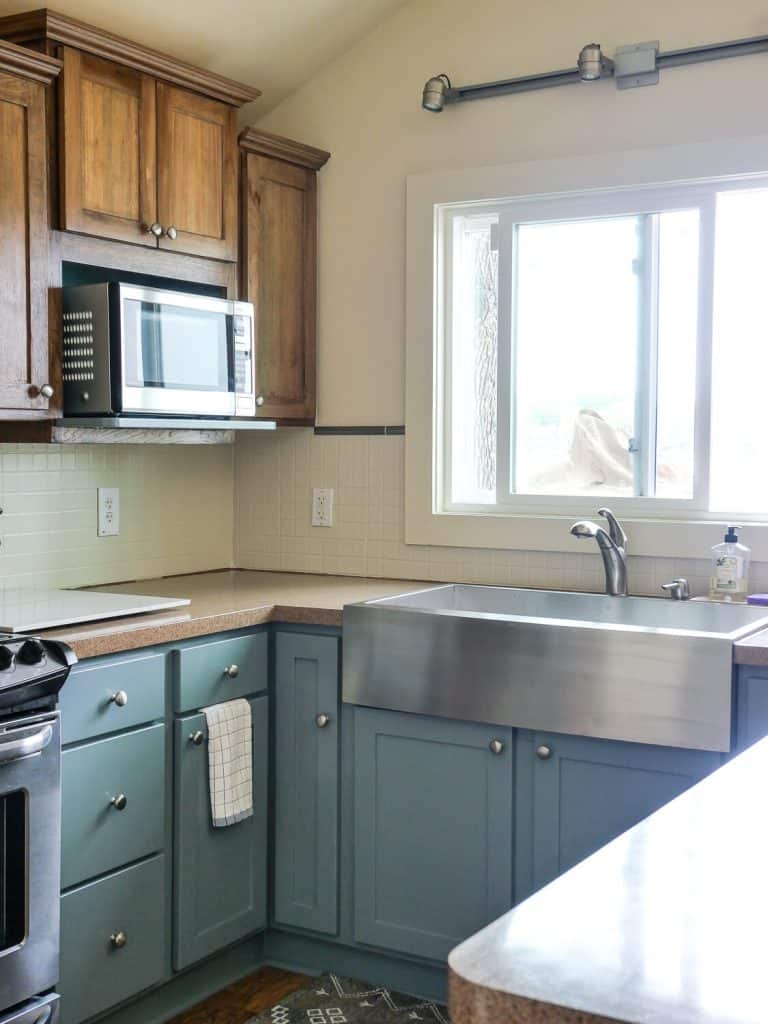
(449, 733, 768, 1024)
(38, 570, 434, 660)
(734, 627, 768, 664)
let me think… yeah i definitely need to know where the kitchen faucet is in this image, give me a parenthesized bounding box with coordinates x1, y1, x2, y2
(570, 507, 628, 597)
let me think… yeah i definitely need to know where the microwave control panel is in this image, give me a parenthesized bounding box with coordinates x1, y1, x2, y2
(233, 309, 256, 417)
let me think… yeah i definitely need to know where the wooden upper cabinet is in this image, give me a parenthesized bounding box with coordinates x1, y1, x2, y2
(240, 129, 330, 422)
(61, 48, 157, 246)
(0, 42, 61, 417)
(0, 9, 260, 261)
(157, 84, 237, 260)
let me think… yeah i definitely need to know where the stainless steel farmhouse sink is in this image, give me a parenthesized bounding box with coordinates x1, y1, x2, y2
(343, 586, 768, 752)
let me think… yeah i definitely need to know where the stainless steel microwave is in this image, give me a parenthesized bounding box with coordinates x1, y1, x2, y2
(62, 283, 257, 418)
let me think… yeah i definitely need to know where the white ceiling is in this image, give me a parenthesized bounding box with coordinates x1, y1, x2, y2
(0, 0, 407, 118)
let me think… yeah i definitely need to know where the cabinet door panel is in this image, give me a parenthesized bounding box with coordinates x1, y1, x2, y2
(243, 154, 316, 420)
(274, 633, 339, 934)
(0, 70, 51, 413)
(61, 48, 156, 245)
(354, 708, 513, 962)
(527, 731, 720, 896)
(173, 695, 268, 970)
(157, 84, 237, 260)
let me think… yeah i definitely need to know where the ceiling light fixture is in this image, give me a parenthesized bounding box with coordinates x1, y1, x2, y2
(421, 32, 768, 111)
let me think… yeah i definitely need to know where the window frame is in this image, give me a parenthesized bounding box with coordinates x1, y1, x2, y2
(404, 139, 768, 559)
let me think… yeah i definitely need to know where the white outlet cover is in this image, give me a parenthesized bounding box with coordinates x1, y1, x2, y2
(97, 487, 120, 537)
(312, 487, 334, 527)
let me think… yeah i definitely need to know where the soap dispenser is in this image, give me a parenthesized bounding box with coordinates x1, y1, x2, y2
(708, 526, 751, 602)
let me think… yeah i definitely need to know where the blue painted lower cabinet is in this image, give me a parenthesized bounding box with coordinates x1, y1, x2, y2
(352, 708, 514, 962)
(516, 730, 721, 900)
(172, 694, 269, 971)
(273, 632, 340, 935)
(734, 664, 768, 753)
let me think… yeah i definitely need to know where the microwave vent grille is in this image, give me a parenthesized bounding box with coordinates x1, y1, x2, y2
(62, 310, 95, 382)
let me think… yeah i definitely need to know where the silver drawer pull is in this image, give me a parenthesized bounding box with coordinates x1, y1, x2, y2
(189, 730, 205, 746)
(315, 713, 331, 728)
(110, 931, 127, 950)
(110, 794, 127, 811)
(223, 664, 239, 678)
(536, 744, 553, 760)
(109, 690, 128, 708)
(489, 739, 505, 755)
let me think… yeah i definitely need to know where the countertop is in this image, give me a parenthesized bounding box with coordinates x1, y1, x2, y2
(39, 570, 433, 660)
(449, 735, 768, 1024)
(734, 626, 768, 664)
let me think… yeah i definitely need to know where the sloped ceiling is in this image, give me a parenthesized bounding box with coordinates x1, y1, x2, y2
(0, 0, 407, 118)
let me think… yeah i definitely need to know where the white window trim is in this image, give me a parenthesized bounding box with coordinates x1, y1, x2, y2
(405, 133, 768, 560)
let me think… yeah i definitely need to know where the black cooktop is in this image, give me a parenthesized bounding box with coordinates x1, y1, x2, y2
(0, 634, 78, 713)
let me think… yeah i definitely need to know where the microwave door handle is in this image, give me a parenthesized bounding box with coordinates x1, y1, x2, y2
(0, 724, 53, 765)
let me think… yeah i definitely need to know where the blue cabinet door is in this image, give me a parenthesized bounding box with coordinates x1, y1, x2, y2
(353, 708, 513, 962)
(518, 730, 721, 900)
(735, 665, 768, 753)
(173, 694, 268, 970)
(273, 632, 339, 935)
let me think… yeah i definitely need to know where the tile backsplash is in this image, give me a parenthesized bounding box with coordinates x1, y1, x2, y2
(0, 444, 234, 590)
(235, 428, 768, 597)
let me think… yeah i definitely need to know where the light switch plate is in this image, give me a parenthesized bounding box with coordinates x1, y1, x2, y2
(312, 488, 334, 527)
(97, 487, 120, 537)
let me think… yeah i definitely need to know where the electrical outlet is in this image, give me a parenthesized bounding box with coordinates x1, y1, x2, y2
(97, 487, 120, 537)
(312, 488, 334, 527)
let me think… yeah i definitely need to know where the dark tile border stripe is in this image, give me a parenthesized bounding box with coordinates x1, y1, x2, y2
(313, 425, 405, 436)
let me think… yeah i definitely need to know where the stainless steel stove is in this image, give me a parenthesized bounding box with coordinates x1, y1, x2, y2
(0, 635, 76, 1024)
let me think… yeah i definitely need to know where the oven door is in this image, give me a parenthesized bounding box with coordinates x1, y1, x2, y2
(117, 286, 236, 417)
(1, 995, 58, 1024)
(0, 713, 60, 1013)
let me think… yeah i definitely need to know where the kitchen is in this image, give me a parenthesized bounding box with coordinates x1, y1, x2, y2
(2, 1, 768, 1023)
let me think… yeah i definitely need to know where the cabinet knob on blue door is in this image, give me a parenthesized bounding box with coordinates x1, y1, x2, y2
(189, 730, 205, 746)
(109, 690, 128, 707)
(223, 664, 239, 678)
(110, 793, 128, 811)
(315, 713, 331, 728)
(489, 739, 505, 755)
(110, 931, 127, 950)
(536, 744, 553, 760)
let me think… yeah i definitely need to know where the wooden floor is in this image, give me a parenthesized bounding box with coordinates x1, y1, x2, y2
(168, 967, 310, 1024)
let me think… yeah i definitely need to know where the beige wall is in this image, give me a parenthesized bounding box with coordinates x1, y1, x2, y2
(256, 0, 768, 425)
(0, 444, 234, 589)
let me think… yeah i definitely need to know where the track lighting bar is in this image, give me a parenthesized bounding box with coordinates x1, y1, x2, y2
(422, 33, 768, 111)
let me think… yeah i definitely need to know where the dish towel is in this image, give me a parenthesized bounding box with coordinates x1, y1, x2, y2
(201, 699, 253, 827)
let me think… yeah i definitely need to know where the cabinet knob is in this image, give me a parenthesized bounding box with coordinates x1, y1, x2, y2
(189, 730, 205, 746)
(110, 931, 128, 950)
(164, 225, 178, 240)
(315, 713, 331, 729)
(109, 690, 128, 708)
(110, 793, 128, 811)
(536, 744, 553, 760)
(255, 395, 265, 407)
(223, 664, 239, 678)
(29, 383, 54, 399)
(489, 738, 505, 755)
(146, 222, 163, 238)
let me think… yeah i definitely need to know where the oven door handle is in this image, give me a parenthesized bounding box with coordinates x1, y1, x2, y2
(0, 724, 53, 765)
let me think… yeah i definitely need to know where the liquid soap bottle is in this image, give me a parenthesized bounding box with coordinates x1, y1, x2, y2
(708, 526, 750, 602)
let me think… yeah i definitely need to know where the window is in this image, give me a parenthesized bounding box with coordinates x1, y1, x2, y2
(436, 179, 768, 520)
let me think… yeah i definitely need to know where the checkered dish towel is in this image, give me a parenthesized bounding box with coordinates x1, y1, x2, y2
(201, 699, 253, 827)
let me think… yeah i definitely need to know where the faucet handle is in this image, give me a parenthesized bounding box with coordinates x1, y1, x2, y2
(598, 508, 627, 551)
(661, 577, 690, 600)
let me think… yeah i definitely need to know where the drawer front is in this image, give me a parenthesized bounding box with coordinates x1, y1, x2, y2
(173, 632, 267, 712)
(62, 724, 166, 889)
(59, 855, 166, 1024)
(61, 653, 166, 745)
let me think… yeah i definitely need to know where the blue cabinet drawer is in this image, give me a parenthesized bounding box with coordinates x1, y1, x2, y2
(62, 723, 166, 889)
(59, 855, 167, 1024)
(172, 632, 267, 712)
(60, 652, 166, 745)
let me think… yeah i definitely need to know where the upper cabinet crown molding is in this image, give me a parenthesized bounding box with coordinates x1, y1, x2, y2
(239, 128, 330, 171)
(0, 36, 60, 82)
(0, 8, 260, 106)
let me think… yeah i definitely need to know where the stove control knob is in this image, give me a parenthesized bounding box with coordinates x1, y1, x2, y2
(0, 646, 13, 671)
(18, 639, 45, 665)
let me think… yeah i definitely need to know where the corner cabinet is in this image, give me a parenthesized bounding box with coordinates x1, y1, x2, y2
(240, 129, 330, 422)
(352, 708, 514, 962)
(0, 42, 60, 417)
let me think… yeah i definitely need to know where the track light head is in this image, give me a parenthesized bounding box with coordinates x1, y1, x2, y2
(422, 74, 452, 112)
(578, 43, 608, 81)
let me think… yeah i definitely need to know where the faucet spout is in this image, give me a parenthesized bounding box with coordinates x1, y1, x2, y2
(570, 511, 629, 597)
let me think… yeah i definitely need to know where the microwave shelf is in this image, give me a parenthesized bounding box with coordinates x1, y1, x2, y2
(50, 416, 276, 446)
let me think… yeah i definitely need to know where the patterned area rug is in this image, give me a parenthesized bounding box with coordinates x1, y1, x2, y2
(247, 974, 451, 1024)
